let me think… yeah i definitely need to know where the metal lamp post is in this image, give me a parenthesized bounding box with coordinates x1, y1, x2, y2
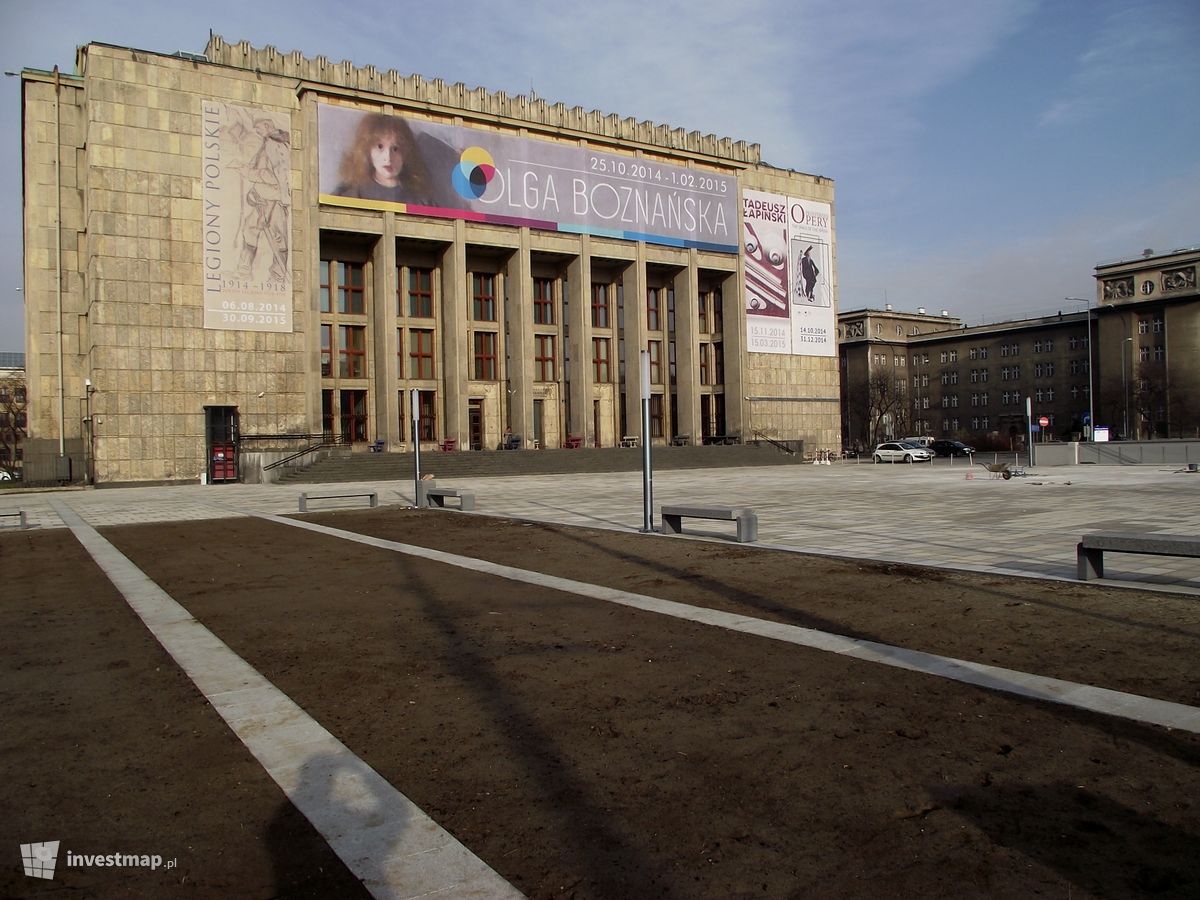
(1067, 297, 1094, 440)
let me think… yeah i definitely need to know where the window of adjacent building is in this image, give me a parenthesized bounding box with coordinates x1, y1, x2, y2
(591, 283, 611, 329)
(1154, 344, 1165, 361)
(698, 292, 708, 332)
(713, 341, 724, 384)
(949, 349, 958, 362)
(940, 351, 948, 363)
(534, 277, 555, 325)
(1138, 319, 1150, 334)
(409, 328, 435, 379)
(472, 273, 497, 322)
(473, 331, 497, 380)
(406, 267, 434, 318)
(896, 325, 903, 337)
(593, 337, 611, 383)
(712, 288, 723, 333)
(700, 344, 711, 385)
(1139, 345, 1150, 362)
(535, 334, 556, 382)
(647, 288, 662, 331)
(339, 326, 366, 378)
(648, 340, 663, 384)
(1153, 317, 1164, 333)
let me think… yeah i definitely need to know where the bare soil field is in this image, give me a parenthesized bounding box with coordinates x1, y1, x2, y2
(3, 507, 1199, 898)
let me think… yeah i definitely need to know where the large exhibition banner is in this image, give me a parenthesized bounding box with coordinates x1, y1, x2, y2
(743, 189, 834, 356)
(200, 101, 293, 332)
(317, 103, 738, 253)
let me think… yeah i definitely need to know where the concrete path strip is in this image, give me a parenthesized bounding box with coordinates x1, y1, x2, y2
(261, 512, 1200, 736)
(51, 500, 523, 900)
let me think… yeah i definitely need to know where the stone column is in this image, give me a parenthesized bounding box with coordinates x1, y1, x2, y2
(507, 230, 534, 441)
(621, 247, 647, 435)
(440, 220, 468, 444)
(567, 241, 591, 443)
(672, 256, 698, 441)
(372, 214, 397, 444)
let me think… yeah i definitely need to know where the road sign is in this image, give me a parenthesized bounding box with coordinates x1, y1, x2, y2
(1038, 416, 1049, 427)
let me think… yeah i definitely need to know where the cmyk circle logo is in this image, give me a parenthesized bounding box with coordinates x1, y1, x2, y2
(452, 146, 496, 200)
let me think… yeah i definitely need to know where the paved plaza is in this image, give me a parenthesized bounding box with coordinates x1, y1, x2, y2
(4, 459, 1200, 593)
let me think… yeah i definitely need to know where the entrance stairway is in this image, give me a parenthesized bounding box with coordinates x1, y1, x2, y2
(276, 441, 802, 484)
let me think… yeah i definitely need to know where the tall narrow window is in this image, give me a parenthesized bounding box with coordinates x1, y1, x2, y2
(320, 324, 332, 376)
(340, 389, 368, 442)
(593, 337, 611, 383)
(535, 334, 556, 382)
(339, 326, 366, 378)
(338, 262, 365, 314)
(472, 273, 496, 321)
(321, 389, 334, 438)
(417, 391, 436, 441)
(713, 341, 724, 384)
(407, 267, 433, 317)
(534, 277, 555, 325)
(409, 329, 435, 379)
(648, 340, 663, 384)
(698, 291, 708, 333)
(320, 261, 332, 313)
(647, 288, 661, 331)
(591, 283, 610, 328)
(649, 395, 664, 438)
(699, 343, 710, 385)
(712, 288, 723, 333)
(473, 332, 497, 380)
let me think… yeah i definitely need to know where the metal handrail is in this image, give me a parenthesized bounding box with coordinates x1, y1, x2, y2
(752, 430, 798, 455)
(260, 433, 352, 471)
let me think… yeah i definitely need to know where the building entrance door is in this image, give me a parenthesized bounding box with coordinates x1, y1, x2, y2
(204, 406, 239, 483)
(469, 399, 483, 450)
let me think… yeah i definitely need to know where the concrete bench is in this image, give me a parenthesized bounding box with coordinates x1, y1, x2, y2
(1077, 531, 1200, 581)
(1, 510, 28, 529)
(424, 486, 476, 511)
(298, 491, 378, 512)
(660, 505, 757, 543)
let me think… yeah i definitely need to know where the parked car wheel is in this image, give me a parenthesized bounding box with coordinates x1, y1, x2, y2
(903, 453, 913, 462)
(873, 454, 883, 463)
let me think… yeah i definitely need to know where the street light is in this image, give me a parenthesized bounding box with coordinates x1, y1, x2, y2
(1121, 337, 1133, 439)
(1067, 297, 1094, 440)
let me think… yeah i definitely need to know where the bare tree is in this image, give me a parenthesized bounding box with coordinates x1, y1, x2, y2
(866, 370, 910, 446)
(0, 374, 27, 478)
(1131, 361, 1169, 438)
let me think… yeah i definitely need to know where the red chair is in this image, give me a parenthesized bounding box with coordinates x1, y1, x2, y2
(564, 435, 582, 449)
(439, 437, 457, 452)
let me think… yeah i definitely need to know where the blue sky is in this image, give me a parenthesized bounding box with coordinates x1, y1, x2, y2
(1, 0, 1197, 351)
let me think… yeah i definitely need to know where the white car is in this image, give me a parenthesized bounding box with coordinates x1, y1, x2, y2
(873, 441, 934, 463)
(0, 470, 12, 481)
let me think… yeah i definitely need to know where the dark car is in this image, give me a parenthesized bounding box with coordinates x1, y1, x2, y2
(930, 439, 975, 457)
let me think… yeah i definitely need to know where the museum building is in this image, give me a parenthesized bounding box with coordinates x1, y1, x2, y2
(20, 35, 841, 485)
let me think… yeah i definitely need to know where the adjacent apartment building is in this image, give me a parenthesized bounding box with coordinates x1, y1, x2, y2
(20, 36, 841, 485)
(838, 245, 1200, 450)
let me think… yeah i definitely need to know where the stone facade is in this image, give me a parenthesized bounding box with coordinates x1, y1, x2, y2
(21, 37, 840, 484)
